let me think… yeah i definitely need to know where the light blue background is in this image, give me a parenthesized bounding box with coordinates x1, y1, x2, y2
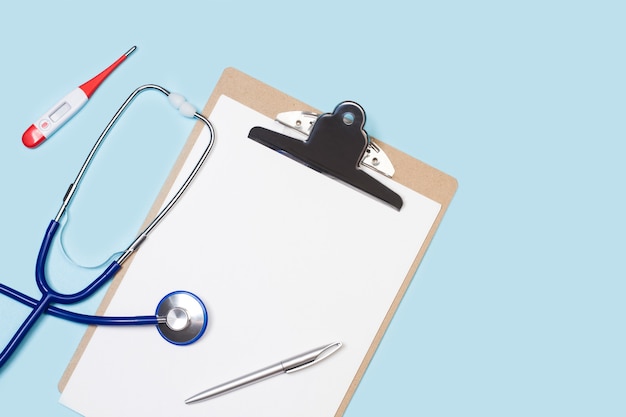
(0, 1, 624, 415)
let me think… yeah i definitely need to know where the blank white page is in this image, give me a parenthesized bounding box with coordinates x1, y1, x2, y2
(60, 95, 441, 417)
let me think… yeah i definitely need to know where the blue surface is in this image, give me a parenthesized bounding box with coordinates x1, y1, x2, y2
(1, 1, 625, 415)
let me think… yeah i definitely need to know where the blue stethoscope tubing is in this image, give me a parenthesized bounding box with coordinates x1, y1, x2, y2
(0, 280, 157, 325)
(0, 84, 215, 369)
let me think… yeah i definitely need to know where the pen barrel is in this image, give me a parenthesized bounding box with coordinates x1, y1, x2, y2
(187, 362, 284, 403)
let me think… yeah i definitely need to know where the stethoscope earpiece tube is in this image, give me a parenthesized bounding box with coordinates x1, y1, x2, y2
(115, 86, 215, 266)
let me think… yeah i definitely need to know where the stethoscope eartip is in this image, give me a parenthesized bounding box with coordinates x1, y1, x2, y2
(156, 291, 207, 345)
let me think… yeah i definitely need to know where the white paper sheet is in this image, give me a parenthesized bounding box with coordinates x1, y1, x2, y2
(59, 95, 441, 417)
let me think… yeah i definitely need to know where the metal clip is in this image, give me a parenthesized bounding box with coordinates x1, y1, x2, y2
(250, 101, 403, 210)
(276, 110, 396, 178)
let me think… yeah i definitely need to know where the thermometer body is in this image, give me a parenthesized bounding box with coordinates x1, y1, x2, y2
(23, 88, 88, 148)
(22, 46, 136, 148)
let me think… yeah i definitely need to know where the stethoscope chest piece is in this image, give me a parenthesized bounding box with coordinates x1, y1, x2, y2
(157, 291, 208, 345)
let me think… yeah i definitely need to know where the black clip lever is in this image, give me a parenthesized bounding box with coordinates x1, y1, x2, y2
(248, 101, 403, 210)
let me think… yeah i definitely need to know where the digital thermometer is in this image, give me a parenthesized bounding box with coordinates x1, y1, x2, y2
(22, 46, 136, 148)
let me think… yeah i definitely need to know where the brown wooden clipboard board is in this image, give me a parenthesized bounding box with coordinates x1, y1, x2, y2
(60, 67, 458, 416)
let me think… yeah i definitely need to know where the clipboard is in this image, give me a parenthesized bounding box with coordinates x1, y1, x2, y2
(59, 67, 457, 416)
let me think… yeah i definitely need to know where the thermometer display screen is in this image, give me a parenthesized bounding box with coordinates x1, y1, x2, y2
(49, 102, 71, 122)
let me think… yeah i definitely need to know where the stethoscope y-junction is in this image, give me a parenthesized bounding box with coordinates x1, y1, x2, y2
(0, 84, 215, 369)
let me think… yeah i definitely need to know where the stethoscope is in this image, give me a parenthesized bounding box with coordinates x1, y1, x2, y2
(0, 84, 215, 369)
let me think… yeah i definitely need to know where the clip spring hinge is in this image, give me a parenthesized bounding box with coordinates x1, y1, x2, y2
(275, 110, 396, 178)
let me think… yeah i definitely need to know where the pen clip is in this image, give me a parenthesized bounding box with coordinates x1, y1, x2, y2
(282, 342, 343, 374)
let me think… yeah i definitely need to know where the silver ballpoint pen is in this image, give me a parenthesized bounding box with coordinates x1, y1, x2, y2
(185, 341, 342, 404)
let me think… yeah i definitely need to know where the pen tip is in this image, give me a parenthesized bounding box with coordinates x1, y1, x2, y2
(185, 395, 200, 405)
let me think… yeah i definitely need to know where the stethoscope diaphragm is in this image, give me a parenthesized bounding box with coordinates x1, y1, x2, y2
(156, 291, 208, 345)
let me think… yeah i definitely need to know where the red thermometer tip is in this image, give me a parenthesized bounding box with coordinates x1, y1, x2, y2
(79, 46, 137, 98)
